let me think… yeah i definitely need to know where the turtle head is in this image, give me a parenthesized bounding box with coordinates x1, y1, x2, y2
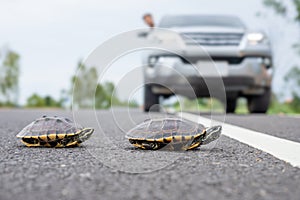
(201, 125, 222, 145)
(77, 128, 94, 143)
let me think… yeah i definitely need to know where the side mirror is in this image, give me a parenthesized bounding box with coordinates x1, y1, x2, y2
(137, 31, 149, 38)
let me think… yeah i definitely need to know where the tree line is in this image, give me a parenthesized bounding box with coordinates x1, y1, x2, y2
(0, 47, 20, 107)
(0, 48, 137, 109)
(71, 61, 138, 109)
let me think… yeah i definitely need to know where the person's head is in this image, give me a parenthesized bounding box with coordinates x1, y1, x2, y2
(143, 13, 154, 28)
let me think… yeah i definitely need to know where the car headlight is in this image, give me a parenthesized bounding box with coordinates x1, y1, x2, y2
(247, 33, 265, 45)
(148, 56, 158, 67)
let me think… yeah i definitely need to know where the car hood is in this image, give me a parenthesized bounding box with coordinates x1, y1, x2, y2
(167, 26, 245, 34)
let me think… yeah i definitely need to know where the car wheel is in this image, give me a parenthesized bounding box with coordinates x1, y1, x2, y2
(226, 98, 237, 113)
(247, 88, 271, 113)
(144, 84, 160, 112)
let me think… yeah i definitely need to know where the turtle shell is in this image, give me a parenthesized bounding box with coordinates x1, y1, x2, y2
(126, 118, 206, 150)
(17, 116, 83, 147)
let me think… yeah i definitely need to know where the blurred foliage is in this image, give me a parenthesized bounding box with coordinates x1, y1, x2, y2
(283, 67, 300, 112)
(296, 0, 300, 21)
(292, 43, 300, 55)
(71, 62, 98, 108)
(0, 101, 16, 107)
(71, 62, 138, 109)
(263, 0, 287, 16)
(263, 0, 300, 113)
(263, 0, 300, 21)
(26, 93, 63, 108)
(268, 93, 297, 114)
(0, 47, 20, 107)
(263, 0, 300, 51)
(284, 66, 300, 86)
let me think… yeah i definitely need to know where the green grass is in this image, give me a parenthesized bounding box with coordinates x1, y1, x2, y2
(235, 98, 249, 114)
(171, 98, 224, 113)
(165, 97, 300, 115)
(267, 101, 297, 114)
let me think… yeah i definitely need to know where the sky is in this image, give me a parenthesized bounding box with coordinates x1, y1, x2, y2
(0, 0, 299, 105)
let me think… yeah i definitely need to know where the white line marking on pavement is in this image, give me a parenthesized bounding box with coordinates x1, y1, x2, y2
(179, 112, 300, 168)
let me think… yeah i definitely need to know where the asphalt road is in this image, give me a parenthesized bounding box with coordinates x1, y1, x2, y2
(0, 109, 300, 200)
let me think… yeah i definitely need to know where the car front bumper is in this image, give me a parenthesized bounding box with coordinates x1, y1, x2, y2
(144, 56, 272, 97)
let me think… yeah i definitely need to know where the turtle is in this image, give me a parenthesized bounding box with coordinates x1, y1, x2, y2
(126, 118, 222, 150)
(16, 116, 94, 147)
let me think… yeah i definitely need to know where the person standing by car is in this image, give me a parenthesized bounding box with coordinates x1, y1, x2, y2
(138, 13, 155, 38)
(143, 13, 155, 28)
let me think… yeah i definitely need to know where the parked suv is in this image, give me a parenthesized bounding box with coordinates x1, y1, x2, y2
(142, 15, 273, 113)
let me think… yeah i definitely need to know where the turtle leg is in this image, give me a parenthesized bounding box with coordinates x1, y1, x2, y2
(21, 137, 41, 147)
(65, 141, 79, 147)
(184, 136, 201, 150)
(132, 143, 147, 149)
(57, 135, 80, 147)
(138, 141, 163, 150)
(186, 142, 201, 150)
(129, 139, 166, 150)
(129, 139, 147, 149)
(182, 134, 204, 150)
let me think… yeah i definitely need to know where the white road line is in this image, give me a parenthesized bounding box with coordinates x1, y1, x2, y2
(179, 112, 300, 168)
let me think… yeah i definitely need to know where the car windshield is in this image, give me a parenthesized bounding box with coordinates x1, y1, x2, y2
(159, 15, 245, 28)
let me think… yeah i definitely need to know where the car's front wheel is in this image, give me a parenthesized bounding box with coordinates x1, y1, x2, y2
(247, 88, 271, 113)
(144, 84, 160, 112)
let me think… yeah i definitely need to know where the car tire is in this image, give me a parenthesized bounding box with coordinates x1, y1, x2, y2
(247, 88, 271, 113)
(226, 98, 237, 113)
(144, 84, 160, 112)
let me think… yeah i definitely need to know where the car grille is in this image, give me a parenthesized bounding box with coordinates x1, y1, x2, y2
(180, 32, 244, 46)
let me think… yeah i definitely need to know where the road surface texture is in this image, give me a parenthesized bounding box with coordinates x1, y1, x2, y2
(0, 109, 300, 200)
